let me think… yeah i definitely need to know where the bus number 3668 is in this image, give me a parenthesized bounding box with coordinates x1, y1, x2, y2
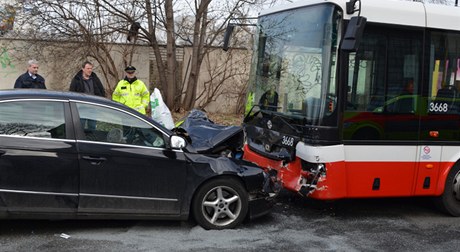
(429, 102, 449, 113)
(281, 136, 295, 147)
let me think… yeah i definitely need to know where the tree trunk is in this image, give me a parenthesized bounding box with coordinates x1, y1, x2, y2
(182, 0, 211, 110)
(165, 0, 177, 110)
(145, 0, 168, 101)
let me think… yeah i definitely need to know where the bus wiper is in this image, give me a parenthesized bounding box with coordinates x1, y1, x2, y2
(271, 113, 302, 135)
(244, 104, 303, 134)
(243, 104, 280, 123)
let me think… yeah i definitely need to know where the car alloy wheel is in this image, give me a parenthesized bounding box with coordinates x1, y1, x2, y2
(193, 178, 248, 229)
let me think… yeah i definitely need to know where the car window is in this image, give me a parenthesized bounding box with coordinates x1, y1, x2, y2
(75, 103, 165, 148)
(0, 100, 66, 139)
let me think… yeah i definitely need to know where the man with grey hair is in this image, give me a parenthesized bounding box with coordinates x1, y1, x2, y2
(14, 59, 46, 89)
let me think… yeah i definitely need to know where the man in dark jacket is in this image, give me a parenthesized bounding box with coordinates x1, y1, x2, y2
(14, 59, 46, 89)
(70, 61, 106, 131)
(69, 61, 106, 97)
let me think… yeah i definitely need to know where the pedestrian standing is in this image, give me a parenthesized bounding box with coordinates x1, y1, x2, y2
(14, 59, 46, 89)
(69, 61, 106, 97)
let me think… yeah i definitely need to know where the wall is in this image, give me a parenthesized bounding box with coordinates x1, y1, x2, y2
(0, 42, 18, 87)
(0, 38, 250, 114)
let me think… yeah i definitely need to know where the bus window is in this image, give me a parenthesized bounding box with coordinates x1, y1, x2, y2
(427, 32, 460, 115)
(344, 26, 422, 141)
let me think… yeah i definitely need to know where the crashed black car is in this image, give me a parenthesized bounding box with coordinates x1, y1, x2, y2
(0, 89, 276, 230)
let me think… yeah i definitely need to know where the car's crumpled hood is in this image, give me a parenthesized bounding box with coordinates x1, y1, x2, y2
(174, 109, 243, 155)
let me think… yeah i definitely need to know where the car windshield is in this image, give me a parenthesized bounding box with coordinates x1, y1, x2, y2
(247, 4, 341, 126)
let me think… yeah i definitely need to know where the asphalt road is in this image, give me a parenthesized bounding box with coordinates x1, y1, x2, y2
(1, 190, 460, 252)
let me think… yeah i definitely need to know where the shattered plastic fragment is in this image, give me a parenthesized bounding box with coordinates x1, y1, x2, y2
(59, 233, 71, 239)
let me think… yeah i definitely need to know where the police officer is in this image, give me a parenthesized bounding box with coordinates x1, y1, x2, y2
(112, 66, 150, 115)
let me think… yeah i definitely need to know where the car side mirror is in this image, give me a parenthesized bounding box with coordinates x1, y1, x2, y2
(170, 135, 186, 149)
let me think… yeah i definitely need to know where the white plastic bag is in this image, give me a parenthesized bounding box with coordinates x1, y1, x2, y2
(150, 88, 175, 130)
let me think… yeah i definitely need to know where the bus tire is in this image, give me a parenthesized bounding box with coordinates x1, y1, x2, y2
(436, 164, 460, 216)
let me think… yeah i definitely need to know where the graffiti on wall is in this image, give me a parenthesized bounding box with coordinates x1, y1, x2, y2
(0, 47, 16, 77)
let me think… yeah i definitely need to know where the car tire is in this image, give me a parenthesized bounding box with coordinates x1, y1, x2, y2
(436, 163, 460, 216)
(192, 177, 248, 230)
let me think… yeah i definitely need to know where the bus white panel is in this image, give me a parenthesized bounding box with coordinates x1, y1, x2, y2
(344, 145, 417, 162)
(260, 0, 460, 32)
(441, 146, 460, 163)
(358, 0, 425, 28)
(425, 3, 460, 31)
(296, 142, 345, 163)
(296, 144, 460, 164)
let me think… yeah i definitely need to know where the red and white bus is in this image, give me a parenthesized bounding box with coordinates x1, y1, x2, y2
(226, 0, 460, 215)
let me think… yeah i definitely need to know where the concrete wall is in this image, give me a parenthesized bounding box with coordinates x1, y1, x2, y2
(0, 38, 251, 114)
(0, 39, 152, 91)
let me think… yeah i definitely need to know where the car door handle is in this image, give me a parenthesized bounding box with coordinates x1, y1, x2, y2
(82, 155, 107, 165)
(0, 150, 5, 156)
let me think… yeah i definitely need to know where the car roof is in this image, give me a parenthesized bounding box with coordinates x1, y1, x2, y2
(0, 89, 121, 107)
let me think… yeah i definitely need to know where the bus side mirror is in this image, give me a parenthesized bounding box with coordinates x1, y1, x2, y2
(223, 23, 236, 51)
(340, 16, 367, 52)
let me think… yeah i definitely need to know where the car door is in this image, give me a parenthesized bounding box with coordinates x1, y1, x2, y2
(72, 102, 188, 216)
(0, 99, 79, 215)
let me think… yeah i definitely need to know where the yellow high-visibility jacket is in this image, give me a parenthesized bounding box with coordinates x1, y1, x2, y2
(112, 78, 150, 114)
(245, 91, 254, 115)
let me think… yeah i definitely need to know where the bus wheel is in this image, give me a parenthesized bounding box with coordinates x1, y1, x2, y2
(436, 164, 460, 216)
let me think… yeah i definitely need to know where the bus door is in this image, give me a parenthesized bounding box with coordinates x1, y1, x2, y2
(416, 31, 460, 196)
(342, 25, 423, 197)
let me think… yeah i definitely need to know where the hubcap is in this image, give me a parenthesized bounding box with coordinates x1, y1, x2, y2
(201, 185, 242, 227)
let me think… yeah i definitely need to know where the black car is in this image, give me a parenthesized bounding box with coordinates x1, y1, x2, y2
(0, 89, 276, 229)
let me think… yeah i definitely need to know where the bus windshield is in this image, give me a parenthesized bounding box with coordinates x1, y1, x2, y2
(248, 4, 342, 126)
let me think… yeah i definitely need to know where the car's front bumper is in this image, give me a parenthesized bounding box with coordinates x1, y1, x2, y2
(247, 169, 280, 219)
(247, 192, 277, 219)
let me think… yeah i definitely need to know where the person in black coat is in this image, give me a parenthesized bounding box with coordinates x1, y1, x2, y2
(69, 61, 106, 97)
(70, 61, 106, 130)
(14, 59, 46, 89)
